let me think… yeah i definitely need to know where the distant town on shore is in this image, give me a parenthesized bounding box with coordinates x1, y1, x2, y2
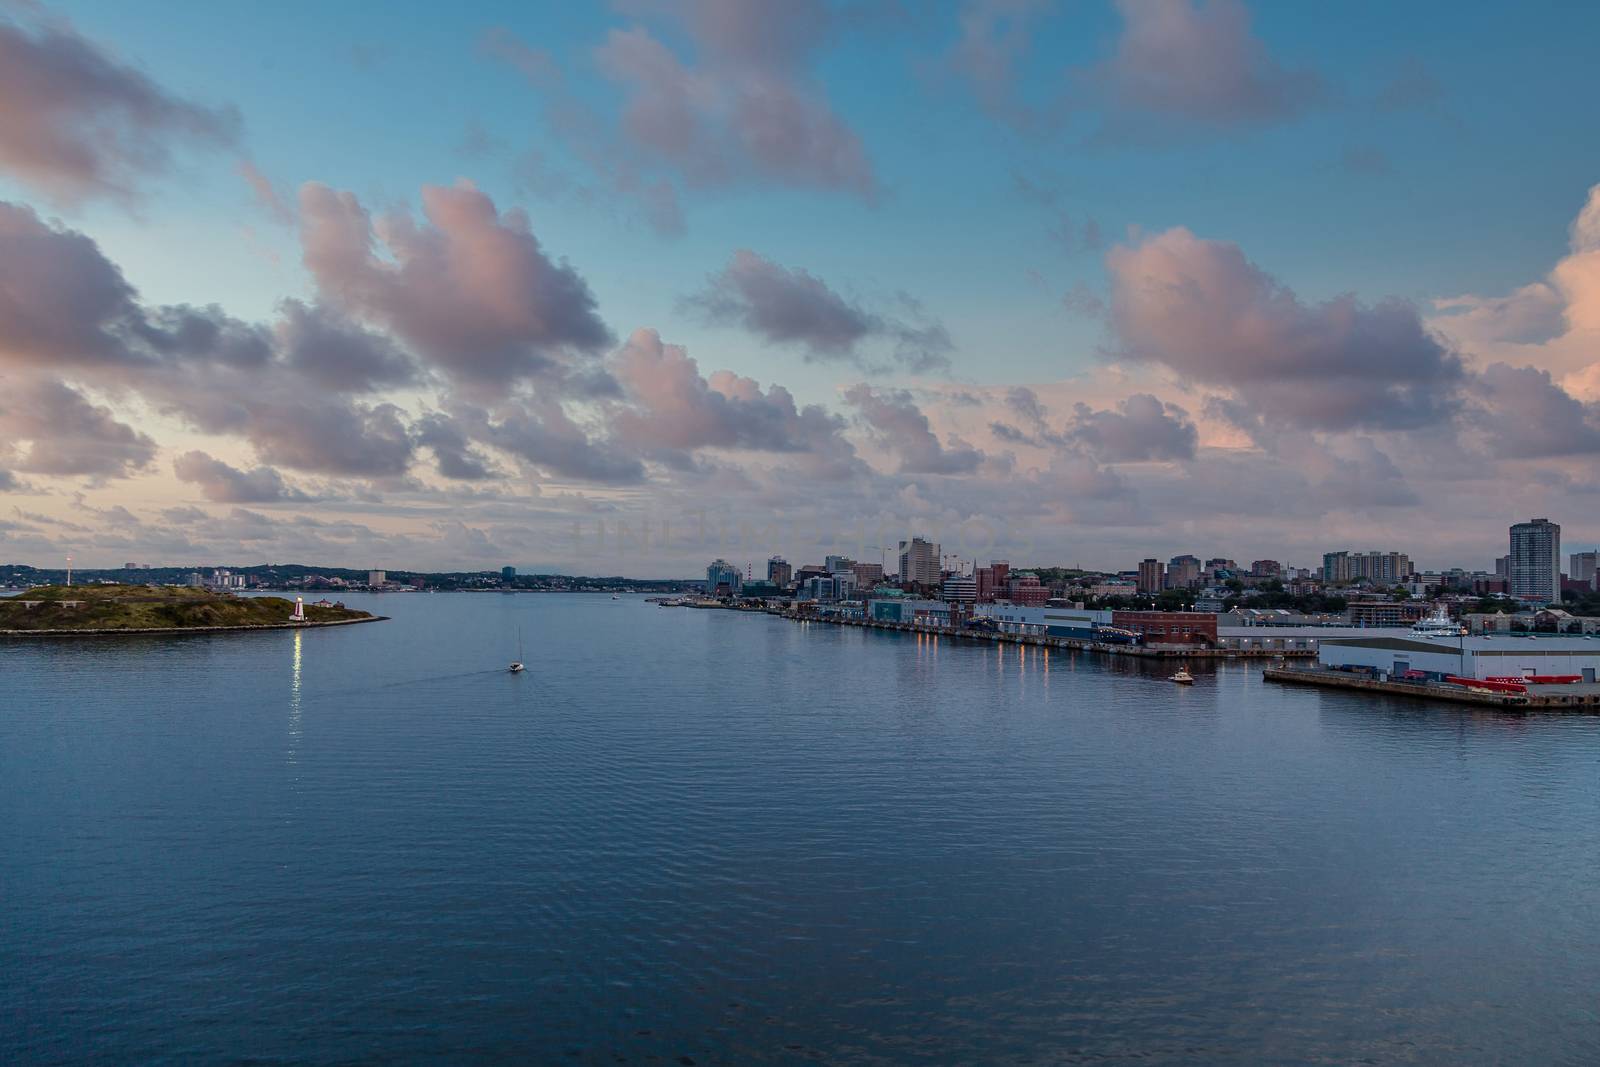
(6, 517, 1597, 635)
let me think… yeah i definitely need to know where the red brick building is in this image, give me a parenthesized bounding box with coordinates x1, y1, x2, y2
(1111, 610, 1218, 645)
(1007, 573, 1048, 605)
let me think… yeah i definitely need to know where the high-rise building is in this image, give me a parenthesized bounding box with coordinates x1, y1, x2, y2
(1137, 558, 1165, 593)
(706, 558, 742, 596)
(368, 570, 386, 588)
(1509, 518, 1561, 603)
(1322, 550, 1410, 584)
(825, 554, 854, 573)
(1167, 554, 1201, 589)
(1495, 554, 1511, 577)
(767, 556, 792, 587)
(501, 566, 516, 581)
(1570, 550, 1598, 587)
(897, 537, 940, 585)
(1251, 560, 1282, 577)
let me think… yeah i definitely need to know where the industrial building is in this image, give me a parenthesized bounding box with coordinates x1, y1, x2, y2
(972, 604, 1112, 638)
(1318, 633, 1600, 683)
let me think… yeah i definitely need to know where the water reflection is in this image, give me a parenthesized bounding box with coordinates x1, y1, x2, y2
(287, 629, 302, 765)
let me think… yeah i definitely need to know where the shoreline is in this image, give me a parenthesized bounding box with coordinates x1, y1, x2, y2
(756, 604, 1309, 660)
(0, 615, 388, 638)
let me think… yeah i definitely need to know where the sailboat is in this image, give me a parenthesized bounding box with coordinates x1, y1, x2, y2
(508, 626, 525, 674)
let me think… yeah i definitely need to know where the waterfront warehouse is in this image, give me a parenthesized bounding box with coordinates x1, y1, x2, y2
(1317, 633, 1600, 682)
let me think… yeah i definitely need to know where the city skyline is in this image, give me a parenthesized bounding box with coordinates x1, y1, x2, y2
(3, 1, 1600, 574)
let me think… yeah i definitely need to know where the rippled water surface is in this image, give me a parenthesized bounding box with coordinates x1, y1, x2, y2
(4, 593, 1600, 1064)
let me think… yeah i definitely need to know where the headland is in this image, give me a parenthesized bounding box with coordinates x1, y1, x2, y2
(0, 584, 382, 636)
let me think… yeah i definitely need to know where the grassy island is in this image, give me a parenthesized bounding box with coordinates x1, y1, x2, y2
(0, 584, 377, 633)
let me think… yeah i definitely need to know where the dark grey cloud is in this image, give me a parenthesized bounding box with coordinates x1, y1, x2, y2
(172, 450, 307, 503)
(1066, 394, 1197, 462)
(1476, 362, 1600, 458)
(275, 299, 418, 393)
(686, 249, 952, 369)
(228, 400, 415, 478)
(0, 11, 237, 203)
(414, 413, 498, 481)
(0, 199, 146, 367)
(461, 400, 646, 485)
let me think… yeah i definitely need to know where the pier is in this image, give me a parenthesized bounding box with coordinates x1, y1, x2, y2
(1263, 665, 1600, 709)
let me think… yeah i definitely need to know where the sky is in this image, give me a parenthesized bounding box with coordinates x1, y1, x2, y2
(2, 0, 1598, 577)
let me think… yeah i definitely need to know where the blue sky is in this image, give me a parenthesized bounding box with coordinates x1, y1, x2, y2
(40, 0, 1600, 391)
(3, 1, 1599, 572)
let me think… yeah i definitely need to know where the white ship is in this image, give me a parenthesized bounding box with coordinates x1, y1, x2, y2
(1412, 604, 1465, 638)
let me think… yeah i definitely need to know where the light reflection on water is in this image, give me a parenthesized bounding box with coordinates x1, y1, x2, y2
(3, 593, 1600, 1065)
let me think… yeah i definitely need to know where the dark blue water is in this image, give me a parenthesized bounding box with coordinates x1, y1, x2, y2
(4, 594, 1599, 1064)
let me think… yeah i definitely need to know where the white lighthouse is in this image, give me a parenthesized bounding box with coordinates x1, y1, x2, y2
(291, 596, 305, 622)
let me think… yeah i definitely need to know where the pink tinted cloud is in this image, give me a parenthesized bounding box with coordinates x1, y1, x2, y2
(1106, 226, 1463, 431)
(299, 181, 613, 389)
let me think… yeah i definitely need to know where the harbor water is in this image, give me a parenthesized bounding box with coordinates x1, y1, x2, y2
(4, 593, 1599, 1064)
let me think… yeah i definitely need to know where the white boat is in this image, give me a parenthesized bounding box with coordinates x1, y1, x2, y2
(1412, 604, 1464, 638)
(508, 626, 525, 673)
(611, 594, 620, 600)
(1169, 668, 1195, 685)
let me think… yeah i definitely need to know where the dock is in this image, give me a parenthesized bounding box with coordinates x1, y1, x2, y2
(766, 607, 1312, 660)
(1263, 665, 1600, 709)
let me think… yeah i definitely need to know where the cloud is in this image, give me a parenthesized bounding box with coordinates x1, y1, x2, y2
(479, 26, 561, 88)
(1084, 0, 1321, 138)
(607, 328, 859, 472)
(1431, 183, 1600, 399)
(461, 399, 646, 485)
(274, 299, 418, 393)
(0, 378, 156, 478)
(237, 159, 294, 224)
(844, 384, 983, 474)
(0, 11, 237, 203)
(1106, 226, 1465, 431)
(1475, 362, 1600, 458)
(172, 450, 307, 503)
(413, 413, 498, 481)
(299, 180, 613, 388)
(685, 249, 952, 369)
(0, 199, 146, 368)
(940, 0, 1060, 128)
(483, 5, 876, 233)
(1066, 393, 1197, 461)
(594, 7, 875, 195)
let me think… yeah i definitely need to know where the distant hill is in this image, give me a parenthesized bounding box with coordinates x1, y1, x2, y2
(0, 585, 374, 632)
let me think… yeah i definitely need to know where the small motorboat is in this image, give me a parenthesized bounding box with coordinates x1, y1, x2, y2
(1169, 668, 1195, 685)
